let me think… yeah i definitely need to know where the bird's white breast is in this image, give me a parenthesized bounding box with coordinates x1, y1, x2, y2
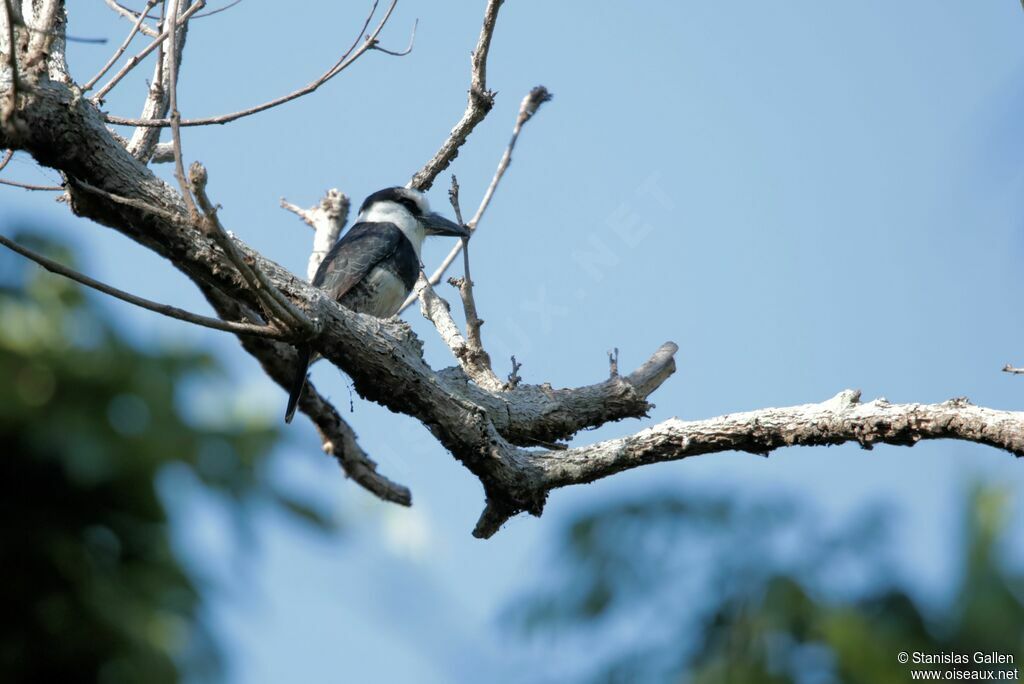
(359, 267, 409, 318)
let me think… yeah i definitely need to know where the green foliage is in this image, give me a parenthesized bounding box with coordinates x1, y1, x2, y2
(510, 485, 1024, 683)
(0, 233, 329, 683)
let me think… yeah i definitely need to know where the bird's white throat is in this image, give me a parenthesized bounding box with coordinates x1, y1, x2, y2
(358, 201, 425, 256)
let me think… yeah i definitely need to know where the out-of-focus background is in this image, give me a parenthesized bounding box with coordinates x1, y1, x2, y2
(3, 2, 1024, 682)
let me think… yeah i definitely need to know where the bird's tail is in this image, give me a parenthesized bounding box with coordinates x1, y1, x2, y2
(284, 344, 312, 424)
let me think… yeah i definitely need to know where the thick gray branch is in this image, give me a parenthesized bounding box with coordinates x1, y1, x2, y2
(471, 390, 1024, 538)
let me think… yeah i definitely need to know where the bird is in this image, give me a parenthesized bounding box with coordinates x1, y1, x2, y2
(284, 186, 468, 423)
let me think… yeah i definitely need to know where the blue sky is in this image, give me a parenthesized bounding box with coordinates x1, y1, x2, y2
(5, 1, 1024, 681)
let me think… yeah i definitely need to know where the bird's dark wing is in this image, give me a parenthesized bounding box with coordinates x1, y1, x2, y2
(313, 222, 406, 299)
(285, 222, 407, 423)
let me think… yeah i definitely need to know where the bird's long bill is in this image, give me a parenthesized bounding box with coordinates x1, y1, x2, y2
(422, 212, 469, 237)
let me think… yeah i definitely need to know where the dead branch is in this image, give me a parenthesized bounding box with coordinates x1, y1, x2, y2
(0, 233, 288, 339)
(104, 0, 159, 37)
(200, 287, 411, 504)
(280, 189, 351, 281)
(82, 0, 158, 92)
(103, 0, 402, 128)
(190, 162, 314, 335)
(400, 86, 551, 313)
(409, 0, 503, 191)
(0, 177, 61, 190)
(92, 0, 204, 102)
(166, 0, 196, 216)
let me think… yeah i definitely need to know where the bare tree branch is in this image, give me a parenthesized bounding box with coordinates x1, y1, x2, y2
(123, 0, 173, 162)
(545, 391, 1024, 480)
(200, 286, 411, 504)
(409, 0, 503, 191)
(0, 232, 289, 339)
(190, 0, 244, 20)
(0, 176, 61, 190)
(92, 0, 203, 103)
(107, 0, 246, 24)
(280, 189, 350, 281)
(473, 390, 1024, 537)
(70, 177, 184, 225)
(400, 86, 551, 313)
(82, 0, 158, 93)
(104, 0, 159, 37)
(149, 140, 173, 163)
(418, 276, 501, 390)
(103, 0, 401, 128)
(165, 0, 196, 216)
(440, 174, 501, 388)
(370, 16, 415, 57)
(190, 162, 314, 335)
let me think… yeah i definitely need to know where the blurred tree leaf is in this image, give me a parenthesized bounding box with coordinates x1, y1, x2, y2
(0, 231, 333, 683)
(509, 485, 1023, 683)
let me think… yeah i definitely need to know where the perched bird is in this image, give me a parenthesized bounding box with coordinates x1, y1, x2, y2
(284, 186, 468, 423)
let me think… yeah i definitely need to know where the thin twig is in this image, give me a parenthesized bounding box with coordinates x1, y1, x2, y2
(399, 86, 551, 314)
(0, 177, 62, 190)
(103, 0, 403, 128)
(82, 0, 159, 93)
(164, 0, 196, 216)
(92, 0, 204, 102)
(105, 0, 159, 37)
(0, 148, 12, 172)
(445, 175, 497, 385)
(190, 162, 314, 335)
(192, 0, 245, 19)
(469, 86, 551, 228)
(371, 17, 415, 56)
(409, 0, 503, 191)
(0, 233, 289, 339)
(109, 0, 246, 23)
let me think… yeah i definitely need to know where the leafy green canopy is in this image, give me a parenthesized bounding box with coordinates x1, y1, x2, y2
(0, 233, 327, 683)
(511, 485, 1023, 683)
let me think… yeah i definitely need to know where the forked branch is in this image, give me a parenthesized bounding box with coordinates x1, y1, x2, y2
(281, 189, 351, 280)
(409, 0, 503, 191)
(400, 86, 551, 313)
